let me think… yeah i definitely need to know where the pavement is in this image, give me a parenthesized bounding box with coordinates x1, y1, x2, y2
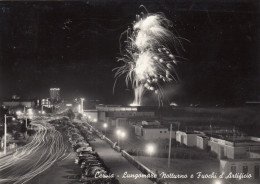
(87, 128, 153, 184)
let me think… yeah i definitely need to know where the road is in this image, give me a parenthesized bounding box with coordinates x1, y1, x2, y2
(0, 120, 68, 184)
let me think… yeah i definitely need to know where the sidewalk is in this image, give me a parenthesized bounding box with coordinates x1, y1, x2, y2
(0, 148, 17, 159)
(89, 136, 153, 184)
(0, 136, 33, 159)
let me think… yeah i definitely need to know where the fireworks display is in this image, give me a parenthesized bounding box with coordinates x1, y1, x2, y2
(114, 7, 182, 106)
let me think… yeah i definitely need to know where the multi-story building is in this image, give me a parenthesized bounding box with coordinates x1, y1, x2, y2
(50, 88, 60, 102)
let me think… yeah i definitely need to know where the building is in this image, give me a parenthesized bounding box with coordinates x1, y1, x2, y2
(2, 100, 35, 108)
(41, 98, 52, 108)
(248, 151, 260, 159)
(196, 135, 210, 150)
(83, 110, 98, 122)
(220, 159, 260, 180)
(208, 137, 260, 159)
(50, 88, 60, 102)
(96, 104, 156, 123)
(134, 124, 172, 140)
(176, 131, 203, 147)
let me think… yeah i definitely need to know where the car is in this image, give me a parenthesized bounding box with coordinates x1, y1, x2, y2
(75, 156, 97, 164)
(82, 163, 103, 171)
(78, 158, 100, 166)
(81, 160, 102, 168)
(76, 147, 92, 153)
(78, 152, 95, 157)
(83, 166, 107, 177)
(77, 150, 95, 156)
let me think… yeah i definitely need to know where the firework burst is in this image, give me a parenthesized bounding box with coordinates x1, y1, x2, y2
(114, 7, 184, 106)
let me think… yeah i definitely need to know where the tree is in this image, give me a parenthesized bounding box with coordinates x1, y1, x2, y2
(67, 109, 75, 120)
(77, 113, 82, 120)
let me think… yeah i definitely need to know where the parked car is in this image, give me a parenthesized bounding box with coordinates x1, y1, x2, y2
(78, 151, 96, 157)
(76, 147, 93, 153)
(75, 156, 97, 165)
(83, 166, 107, 177)
(81, 161, 102, 169)
(82, 163, 103, 172)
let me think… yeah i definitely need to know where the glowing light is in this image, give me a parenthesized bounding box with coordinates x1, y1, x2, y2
(103, 123, 108, 128)
(129, 103, 138, 107)
(121, 131, 126, 138)
(146, 143, 156, 156)
(16, 111, 22, 115)
(116, 129, 126, 138)
(214, 180, 222, 184)
(116, 129, 121, 136)
(27, 109, 33, 116)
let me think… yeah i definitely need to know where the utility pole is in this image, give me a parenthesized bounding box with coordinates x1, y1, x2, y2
(25, 117, 28, 137)
(210, 122, 212, 137)
(4, 115, 7, 155)
(80, 98, 84, 114)
(168, 124, 172, 168)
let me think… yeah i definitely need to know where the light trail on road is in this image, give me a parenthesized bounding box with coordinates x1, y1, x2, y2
(0, 120, 68, 184)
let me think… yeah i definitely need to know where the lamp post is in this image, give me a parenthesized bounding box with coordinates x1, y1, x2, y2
(146, 144, 155, 159)
(80, 98, 84, 114)
(120, 131, 126, 149)
(25, 117, 28, 137)
(4, 114, 16, 155)
(168, 124, 172, 168)
(103, 123, 108, 136)
(116, 129, 126, 148)
(116, 129, 121, 146)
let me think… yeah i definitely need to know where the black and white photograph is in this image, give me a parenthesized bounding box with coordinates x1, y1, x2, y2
(0, 0, 259, 184)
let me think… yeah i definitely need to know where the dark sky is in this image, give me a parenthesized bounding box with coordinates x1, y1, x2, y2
(0, 0, 259, 106)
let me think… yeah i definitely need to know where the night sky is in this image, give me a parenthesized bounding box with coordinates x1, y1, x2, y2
(0, 0, 259, 106)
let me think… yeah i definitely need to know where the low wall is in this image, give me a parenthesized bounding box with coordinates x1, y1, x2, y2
(121, 150, 158, 182)
(85, 121, 165, 183)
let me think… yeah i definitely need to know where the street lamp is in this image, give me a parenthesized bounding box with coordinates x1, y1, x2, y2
(146, 143, 155, 159)
(116, 129, 126, 148)
(16, 111, 22, 116)
(103, 123, 108, 136)
(3, 115, 15, 155)
(214, 179, 222, 184)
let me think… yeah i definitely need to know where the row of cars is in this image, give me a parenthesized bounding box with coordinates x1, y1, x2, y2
(67, 124, 118, 184)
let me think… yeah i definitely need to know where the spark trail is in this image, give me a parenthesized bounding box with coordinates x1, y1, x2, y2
(114, 7, 184, 106)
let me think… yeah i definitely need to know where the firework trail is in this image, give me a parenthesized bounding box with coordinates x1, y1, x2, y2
(114, 7, 184, 106)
